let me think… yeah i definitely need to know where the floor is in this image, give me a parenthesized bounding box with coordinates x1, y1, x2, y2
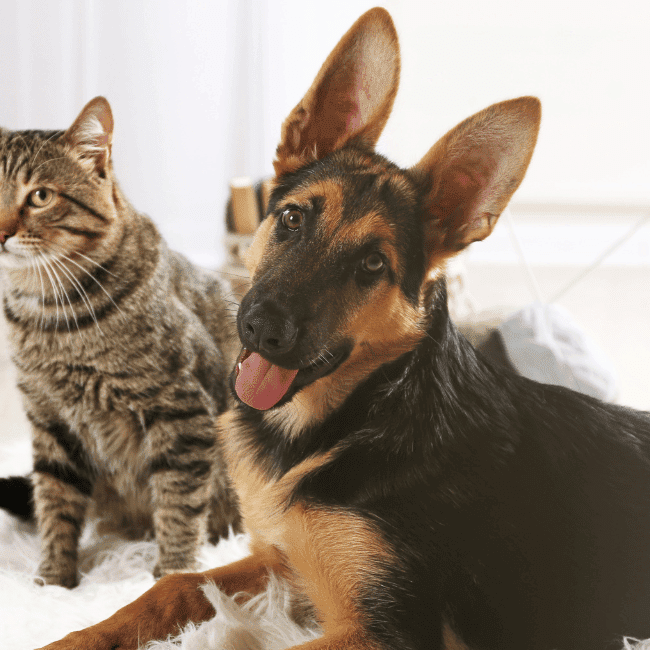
(463, 262, 650, 412)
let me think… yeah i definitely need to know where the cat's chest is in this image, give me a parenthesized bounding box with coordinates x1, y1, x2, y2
(75, 408, 147, 478)
(12, 344, 151, 475)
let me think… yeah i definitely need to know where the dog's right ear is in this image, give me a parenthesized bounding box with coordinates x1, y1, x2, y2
(412, 96, 541, 268)
(273, 7, 400, 177)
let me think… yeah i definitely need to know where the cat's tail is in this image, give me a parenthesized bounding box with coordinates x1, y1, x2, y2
(0, 476, 34, 520)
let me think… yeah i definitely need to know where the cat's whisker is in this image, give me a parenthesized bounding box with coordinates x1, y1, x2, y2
(49, 257, 84, 337)
(38, 253, 69, 332)
(215, 269, 249, 280)
(35, 252, 60, 325)
(49, 254, 99, 335)
(29, 255, 47, 334)
(12, 133, 29, 149)
(47, 257, 74, 335)
(45, 240, 119, 279)
(42, 244, 126, 321)
(30, 155, 69, 176)
(222, 291, 245, 304)
(70, 250, 119, 279)
(29, 131, 61, 169)
(61, 253, 126, 321)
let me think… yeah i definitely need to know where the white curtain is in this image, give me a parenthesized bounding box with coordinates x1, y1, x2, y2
(1, 0, 648, 268)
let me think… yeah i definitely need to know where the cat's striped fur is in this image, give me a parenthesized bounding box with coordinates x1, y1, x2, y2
(0, 97, 241, 588)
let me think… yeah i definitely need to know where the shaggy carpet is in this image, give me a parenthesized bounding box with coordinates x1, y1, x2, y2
(0, 436, 648, 650)
(0, 437, 318, 650)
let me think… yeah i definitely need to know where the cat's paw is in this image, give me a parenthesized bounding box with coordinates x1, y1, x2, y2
(35, 570, 79, 589)
(153, 561, 196, 580)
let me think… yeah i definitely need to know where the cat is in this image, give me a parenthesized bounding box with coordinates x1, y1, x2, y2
(0, 96, 241, 588)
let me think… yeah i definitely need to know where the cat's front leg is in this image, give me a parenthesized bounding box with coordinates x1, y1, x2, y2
(146, 408, 219, 577)
(30, 417, 95, 588)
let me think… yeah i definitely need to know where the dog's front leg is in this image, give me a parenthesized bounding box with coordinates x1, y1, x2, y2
(35, 548, 278, 650)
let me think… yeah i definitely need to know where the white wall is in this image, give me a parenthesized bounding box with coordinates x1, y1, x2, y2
(380, 0, 650, 206)
(0, 0, 648, 267)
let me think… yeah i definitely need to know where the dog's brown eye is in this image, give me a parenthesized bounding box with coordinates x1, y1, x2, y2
(281, 209, 303, 231)
(27, 188, 54, 208)
(362, 253, 384, 273)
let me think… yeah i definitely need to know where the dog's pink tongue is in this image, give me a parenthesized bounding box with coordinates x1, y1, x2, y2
(235, 352, 299, 410)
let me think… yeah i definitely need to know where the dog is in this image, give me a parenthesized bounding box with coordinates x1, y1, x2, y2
(39, 7, 650, 650)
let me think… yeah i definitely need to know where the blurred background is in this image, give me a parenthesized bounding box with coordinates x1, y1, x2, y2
(0, 0, 648, 410)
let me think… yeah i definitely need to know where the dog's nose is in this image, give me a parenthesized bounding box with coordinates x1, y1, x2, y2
(240, 304, 298, 356)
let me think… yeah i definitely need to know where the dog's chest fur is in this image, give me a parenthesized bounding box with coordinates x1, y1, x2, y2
(218, 408, 395, 632)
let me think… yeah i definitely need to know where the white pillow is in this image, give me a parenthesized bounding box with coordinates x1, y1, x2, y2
(498, 301, 618, 402)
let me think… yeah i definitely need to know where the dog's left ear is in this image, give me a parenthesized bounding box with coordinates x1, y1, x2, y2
(413, 96, 541, 263)
(274, 7, 400, 177)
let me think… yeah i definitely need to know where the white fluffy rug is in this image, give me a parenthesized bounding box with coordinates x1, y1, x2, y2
(1, 436, 649, 650)
(0, 437, 319, 650)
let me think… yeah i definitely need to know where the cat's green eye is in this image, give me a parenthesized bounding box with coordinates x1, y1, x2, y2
(27, 188, 55, 208)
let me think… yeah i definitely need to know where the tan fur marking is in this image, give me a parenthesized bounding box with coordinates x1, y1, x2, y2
(274, 153, 316, 179)
(442, 623, 472, 650)
(347, 283, 423, 351)
(282, 505, 394, 633)
(274, 629, 383, 650)
(272, 182, 400, 270)
(280, 180, 345, 239)
(217, 411, 333, 539)
(218, 409, 395, 634)
(199, 545, 283, 597)
(327, 211, 399, 271)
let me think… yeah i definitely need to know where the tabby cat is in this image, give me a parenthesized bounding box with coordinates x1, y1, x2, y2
(0, 97, 241, 588)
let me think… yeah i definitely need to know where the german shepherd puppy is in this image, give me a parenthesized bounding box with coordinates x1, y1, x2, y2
(40, 7, 650, 650)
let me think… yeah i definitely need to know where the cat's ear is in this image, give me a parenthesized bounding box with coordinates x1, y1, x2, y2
(273, 7, 400, 177)
(413, 96, 541, 267)
(64, 97, 114, 178)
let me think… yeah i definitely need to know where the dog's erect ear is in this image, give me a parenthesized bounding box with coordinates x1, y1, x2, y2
(273, 7, 400, 177)
(64, 96, 114, 178)
(413, 97, 541, 263)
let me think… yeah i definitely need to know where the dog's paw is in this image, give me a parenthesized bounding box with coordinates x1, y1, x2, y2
(34, 628, 124, 650)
